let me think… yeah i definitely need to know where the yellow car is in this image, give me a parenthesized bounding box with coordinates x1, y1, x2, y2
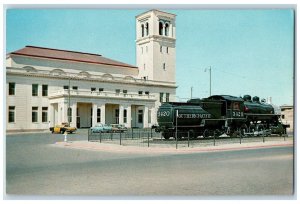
(50, 123, 77, 134)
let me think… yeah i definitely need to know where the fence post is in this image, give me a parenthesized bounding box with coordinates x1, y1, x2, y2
(188, 131, 190, 147)
(263, 132, 265, 143)
(88, 129, 90, 141)
(131, 128, 133, 139)
(240, 131, 242, 144)
(139, 129, 140, 139)
(284, 134, 286, 141)
(151, 128, 153, 138)
(148, 132, 150, 147)
(213, 132, 216, 146)
(120, 132, 122, 145)
(110, 132, 113, 140)
(99, 132, 102, 143)
(176, 132, 178, 149)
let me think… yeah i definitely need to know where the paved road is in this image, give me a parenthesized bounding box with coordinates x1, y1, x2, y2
(5, 131, 294, 197)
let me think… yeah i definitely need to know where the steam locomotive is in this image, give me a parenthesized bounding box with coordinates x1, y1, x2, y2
(156, 95, 286, 139)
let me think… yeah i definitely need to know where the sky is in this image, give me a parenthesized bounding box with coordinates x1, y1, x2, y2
(5, 8, 294, 106)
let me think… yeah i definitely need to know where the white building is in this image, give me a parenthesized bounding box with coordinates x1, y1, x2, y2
(6, 10, 177, 131)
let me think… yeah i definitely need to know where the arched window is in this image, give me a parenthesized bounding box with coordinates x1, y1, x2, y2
(165, 23, 169, 36)
(141, 24, 144, 37)
(145, 22, 149, 36)
(159, 22, 163, 35)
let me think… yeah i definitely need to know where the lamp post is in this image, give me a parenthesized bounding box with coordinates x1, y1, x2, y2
(205, 66, 212, 96)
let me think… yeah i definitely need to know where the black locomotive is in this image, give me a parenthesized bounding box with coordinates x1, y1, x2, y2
(156, 95, 286, 139)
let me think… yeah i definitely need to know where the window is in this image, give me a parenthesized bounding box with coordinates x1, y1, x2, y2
(282, 115, 285, 119)
(116, 89, 120, 95)
(32, 107, 38, 122)
(159, 22, 163, 35)
(141, 24, 144, 37)
(123, 90, 127, 94)
(68, 107, 72, 122)
(124, 109, 127, 123)
(99, 88, 104, 92)
(138, 109, 143, 123)
(138, 91, 143, 95)
(63, 85, 69, 90)
(72, 86, 78, 90)
(166, 47, 169, 53)
(9, 82, 15, 95)
(145, 22, 149, 36)
(42, 107, 48, 122)
(97, 108, 101, 123)
(91, 87, 96, 92)
(160, 93, 164, 102)
(42, 85, 48, 96)
(160, 46, 162, 53)
(165, 23, 169, 36)
(145, 91, 149, 95)
(163, 63, 166, 70)
(166, 93, 170, 102)
(32, 84, 38, 96)
(8, 106, 15, 123)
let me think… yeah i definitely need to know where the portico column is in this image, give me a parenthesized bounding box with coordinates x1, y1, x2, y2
(151, 107, 156, 125)
(49, 104, 54, 127)
(62, 101, 68, 124)
(71, 102, 77, 127)
(119, 104, 124, 125)
(92, 103, 97, 127)
(100, 104, 106, 124)
(143, 106, 149, 128)
(126, 105, 132, 128)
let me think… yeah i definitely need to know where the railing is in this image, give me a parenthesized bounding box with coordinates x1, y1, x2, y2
(49, 89, 156, 100)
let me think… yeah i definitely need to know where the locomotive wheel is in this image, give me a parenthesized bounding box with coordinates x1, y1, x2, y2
(203, 129, 210, 138)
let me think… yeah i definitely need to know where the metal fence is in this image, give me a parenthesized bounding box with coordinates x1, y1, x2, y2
(87, 128, 291, 149)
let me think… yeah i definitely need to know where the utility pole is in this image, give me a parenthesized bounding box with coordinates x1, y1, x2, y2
(68, 77, 71, 126)
(205, 66, 212, 96)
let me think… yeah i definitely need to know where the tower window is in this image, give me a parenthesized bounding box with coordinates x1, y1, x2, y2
(9, 106, 15, 123)
(145, 22, 149, 36)
(9, 82, 15, 95)
(163, 63, 166, 70)
(159, 22, 163, 35)
(141, 24, 144, 37)
(165, 23, 169, 36)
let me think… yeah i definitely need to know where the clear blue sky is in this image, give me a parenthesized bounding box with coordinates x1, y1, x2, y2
(6, 9, 294, 106)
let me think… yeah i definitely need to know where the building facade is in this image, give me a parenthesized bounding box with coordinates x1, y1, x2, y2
(6, 10, 177, 131)
(280, 105, 294, 134)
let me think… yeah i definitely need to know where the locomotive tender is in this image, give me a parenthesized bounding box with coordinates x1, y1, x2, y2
(156, 95, 286, 139)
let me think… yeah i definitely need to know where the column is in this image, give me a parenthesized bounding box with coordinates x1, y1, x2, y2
(100, 104, 106, 124)
(71, 102, 77, 127)
(143, 106, 149, 128)
(49, 104, 54, 127)
(62, 101, 68, 124)
(119, 104, 124, 125)
(151, 107, 157, 125)
(92, 103, 97, 127)
(126, 105, 132, 128)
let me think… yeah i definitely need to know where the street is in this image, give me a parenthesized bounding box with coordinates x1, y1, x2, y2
(6, 131, 294, 197)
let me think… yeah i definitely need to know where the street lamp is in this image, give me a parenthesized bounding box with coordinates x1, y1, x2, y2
(204, 66, 212, 96)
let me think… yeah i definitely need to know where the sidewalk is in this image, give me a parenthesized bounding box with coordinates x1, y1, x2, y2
(53, 139, 294, 154)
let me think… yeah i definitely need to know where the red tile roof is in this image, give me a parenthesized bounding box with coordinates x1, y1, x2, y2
(9, 46, 138, 69)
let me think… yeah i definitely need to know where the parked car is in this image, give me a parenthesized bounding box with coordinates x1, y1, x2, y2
(50, 123, 77, 134)
(111, 124, 127, 133)
(90, 123, 112, 133)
